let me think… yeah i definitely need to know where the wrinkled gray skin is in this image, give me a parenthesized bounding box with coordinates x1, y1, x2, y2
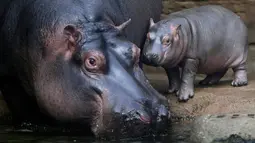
(0, 0, 170, 138)
(142, 5, 248, 102)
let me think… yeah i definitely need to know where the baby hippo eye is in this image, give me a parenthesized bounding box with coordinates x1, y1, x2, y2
(162, 35, 171, 46)
(84, 51, 106, 74)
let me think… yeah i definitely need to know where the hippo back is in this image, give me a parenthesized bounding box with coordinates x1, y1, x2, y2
(0, 0, 12, 18)
(0, 0, 13, 75)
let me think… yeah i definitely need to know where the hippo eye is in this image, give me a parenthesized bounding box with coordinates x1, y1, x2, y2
(89, 58, 96, 66)
(83, 51, 106, 74)
(162, 35, 171, 46)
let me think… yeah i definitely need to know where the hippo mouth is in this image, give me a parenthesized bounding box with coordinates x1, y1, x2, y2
(97, 111, 169, 139)
(157, 50, 168, 66)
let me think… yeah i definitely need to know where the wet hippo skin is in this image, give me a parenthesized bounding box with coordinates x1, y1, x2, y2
(142, 5, 248, 102)
(0, 0, 170, 138)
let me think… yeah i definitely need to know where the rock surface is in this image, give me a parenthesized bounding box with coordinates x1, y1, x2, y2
(191, 114, 255, 143)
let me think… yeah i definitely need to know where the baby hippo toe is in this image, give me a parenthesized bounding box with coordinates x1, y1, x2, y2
(167, 86, 179, 94)
(231, 78, 248, 87)
(167, 78, 180, 94)
(232, 70, 248, 87)
(176, 89, 194, 102)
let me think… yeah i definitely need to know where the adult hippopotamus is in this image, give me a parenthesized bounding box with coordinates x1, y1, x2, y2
(0, 0, 169, 138)
(141, 5, 248, 102)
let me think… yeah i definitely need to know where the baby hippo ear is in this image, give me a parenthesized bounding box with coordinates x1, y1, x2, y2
(170, 24, 181, 37)
(63, 25, 82, 46)
(149, 18, 155, 28)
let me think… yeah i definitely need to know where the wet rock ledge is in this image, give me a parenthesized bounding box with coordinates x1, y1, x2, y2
(191, 114, 255, 143)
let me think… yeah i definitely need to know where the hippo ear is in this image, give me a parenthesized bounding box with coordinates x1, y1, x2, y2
(63, 25, 82, 46)
(170, 24, 181, 37)
(115, 19, 132, 31)
(149, 18, 155, 28)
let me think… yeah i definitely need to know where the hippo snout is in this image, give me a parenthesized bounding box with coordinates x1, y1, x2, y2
(120, 103, 170, 124)
(101, 100, 170, 138)
(157, 104, 170, 122)
(121, 109, 151, 124)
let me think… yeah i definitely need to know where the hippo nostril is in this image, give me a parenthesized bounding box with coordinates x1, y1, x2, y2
(143, 53, 148, 58)
(168, 111, 171, 119)
(158, 105, 168, 116)
(136, 111, 151, 124)
(151, 54, 159, 62)
(157, 105, 170, 122)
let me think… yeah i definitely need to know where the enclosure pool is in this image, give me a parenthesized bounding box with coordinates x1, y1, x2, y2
(0, 119, 254, 143)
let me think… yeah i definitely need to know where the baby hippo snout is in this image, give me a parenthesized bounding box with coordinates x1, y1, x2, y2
(142, 52, 161, 66)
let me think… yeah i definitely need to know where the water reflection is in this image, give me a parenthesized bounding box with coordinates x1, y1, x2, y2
(0, 121, 193, 143)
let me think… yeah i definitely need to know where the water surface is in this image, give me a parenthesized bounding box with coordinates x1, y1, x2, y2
(0, 121, 192, 143)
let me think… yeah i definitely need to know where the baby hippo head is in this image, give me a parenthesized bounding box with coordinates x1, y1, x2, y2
(142, 18, 184, 67)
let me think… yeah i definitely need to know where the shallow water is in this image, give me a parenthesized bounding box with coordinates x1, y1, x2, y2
(1, 121, 255, 143)
(0, 121, 193, 143)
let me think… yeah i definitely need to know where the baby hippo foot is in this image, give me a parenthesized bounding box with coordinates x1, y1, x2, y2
(176, 87, 194, 102)
(168, 81, 180, 94)
(199, 70, 227, 85)
(168, 85, 179, 94)
(164, 67, 181, 94)
(231, 69, 248, 87)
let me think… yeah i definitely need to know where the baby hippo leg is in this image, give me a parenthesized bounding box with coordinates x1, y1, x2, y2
(199, 70, 228, 85)
(231, 64, 248, 86)
(164, 66, 181, 94)
(177, 58, 198, 102)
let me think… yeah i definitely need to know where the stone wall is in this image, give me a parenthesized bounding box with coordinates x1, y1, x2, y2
(162, 0, 255, 44)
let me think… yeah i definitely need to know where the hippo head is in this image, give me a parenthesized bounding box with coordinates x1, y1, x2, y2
(141, 18, 185, 67)
(32, 18, 170, 138)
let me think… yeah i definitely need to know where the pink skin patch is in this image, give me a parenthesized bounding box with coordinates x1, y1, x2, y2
(132, 44, 141, 65)
(139, 115, 151, 124)
(170, 24, 180, 37)
(146, 33, 150, 42)
(170, 25, 175, 31)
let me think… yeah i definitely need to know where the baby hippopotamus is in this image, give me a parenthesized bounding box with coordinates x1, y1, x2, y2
(142, 5, 248, 102)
